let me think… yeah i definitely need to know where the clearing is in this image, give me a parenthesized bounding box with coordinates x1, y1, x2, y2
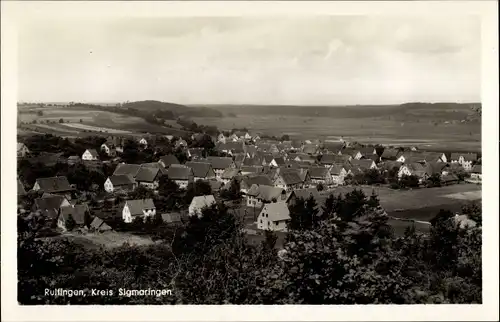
(58, 231, 156, 249)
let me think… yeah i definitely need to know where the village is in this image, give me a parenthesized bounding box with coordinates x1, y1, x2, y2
(16, 128, 482, 247)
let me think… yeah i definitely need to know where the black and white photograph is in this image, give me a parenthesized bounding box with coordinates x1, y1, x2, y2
(1, 0, 498, 321)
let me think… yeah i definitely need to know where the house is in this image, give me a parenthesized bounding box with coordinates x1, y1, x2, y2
(220, 168, 240, 185)
(257, 202, 290, 232)
(260, 154, 275, 166)
(189, 195, 216, 217)
(470, 165, 482, 182)
(57, 204, 89, 231)
(204, 156, 235, 178)
(122, 199, 156, 223)
(217, 133, 227, 143)
(89, 217, 112, 232)
(453, 214, 477, 230)
(185, 161, 216, 181)
(239, 175, 274, 193)
(379, 161, 403, 173)
(308, 166, 333, 186)
(100, 142, 117, 157)
(330, 164, 348, 185)
(293, 153, 317, 164)
(246, 184, 287, 208)
(113, 163, 142, 179)
(450, 153, 478, 171)
(233, 153, 246, 168)
(175, 139, 188, 149)
(17, 142, 30, 158)
(32, 176, 74, 199)
(135, 167, 163, 189)
(138, 137, 148, 147)
(165, 135, 174, 142)
(270, 157, 286, 168)
(245, 145, 258, 158)
(286, 188, 321, 208)
(158, 154, 180, 168)
(290, 140, 303, 151)
(359, 146, 378, 157)
(34, 195, 71, 219)
(229, 133, 240, 142)
(216, 141, 245, 155)
(17, 179, 27, 197)
(322, 141, 344, 154)
(398, 163, 428, 182)
(380, 149, 400, 161)
(67, 155, 81, 165)
(82, 149, 99, 161)
(104, 175, 137, 193)
(341, 148, 363, 160)
(166, 164, 194, 189)
(161, 213, 182, 224)
(187, 148, 204, 160)
(302, 144, 319, 155)
(365, 154, 380, 164)
(349, 159, 377, 171)
(320, 154, 350, 167)
(397, 151, 447, 164)
(425, 162, 449, 176)
(274, 171, 303, 191)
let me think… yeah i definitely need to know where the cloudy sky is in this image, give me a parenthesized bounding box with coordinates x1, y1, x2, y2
(18, 16, 480, 105)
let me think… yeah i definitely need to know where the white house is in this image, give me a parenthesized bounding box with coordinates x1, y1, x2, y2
(273, 170, 303, 191)
(17, 142, 30, 158)
(138, 138, 148, 148)
(166, 165, 193, 189)
(100, 143, 116, 157)
(246, 184, 287, 208)
(122, 199, 156, 223)
(398, 163, 428, 182)
(257, 202, 290, 232)
(217, 133, 227, 143)
(450, 153, 478, 171)
(470, 165, 482, 182)
(104, 175, 137, 193)
(188, 195, 216, 217)
(82, 149, 99, 161)
(329, 165, 348, 185)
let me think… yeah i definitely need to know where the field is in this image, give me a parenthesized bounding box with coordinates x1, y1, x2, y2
(54, 231, 156, 249)
(193, 115, 480, 152)
(17, 106, 190, 137)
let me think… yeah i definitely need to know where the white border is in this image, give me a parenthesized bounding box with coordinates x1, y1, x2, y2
(1, 1, 498, 321)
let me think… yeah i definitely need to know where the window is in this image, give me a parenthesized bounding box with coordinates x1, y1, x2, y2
(260, 219, 262, 224)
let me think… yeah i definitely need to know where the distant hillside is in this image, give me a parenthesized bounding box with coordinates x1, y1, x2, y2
(202, 102, 481, 124)
(123, 100, 222, 118)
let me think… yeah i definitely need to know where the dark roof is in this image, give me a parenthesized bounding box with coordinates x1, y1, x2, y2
(90, 217, 112, 231)
(350, 159, 375, 170)
(404, 163, 427, 177)
(159, 154, 180, 167)
(320, 154, 347, 165)
(167, 164, 193, 180)
(35, 195, 67, 211)
(247, 184, 285, 201)
(308, 166, 330, 179)
(113, 163, 141, 177)
(135, 167, 161, 183)
(425, 162, 448, 175)
(329, 164, 346, 175)
(272, 157, 286, 166)
(217, 142, 245, 153)
(359, 147, 376, 155)
(302, 144, 319, 154)
(243, 157, 262, 166)
(380, 161, 403, 171)
(381, 149, 400, 159)
(185, 161, 214, 178)
(35, 176, 73, 193)
(60, 204, 89, 225)
(108, 175, 136, 186)
(205, 156, 234, 169)
(277, 171, 303, 185)
(441, 173, 459, 183)
(125, 199, 155, 216)
(240, 165, 264, 174)
(471, 165, 482, 173)
(188, 148, 204, 158)
(322, 141, 344, 153)
(140, 163, 168, 175)
(161, 213, 182, 223)
(209, 180, 224, 192)
(242, 175, 273, 188)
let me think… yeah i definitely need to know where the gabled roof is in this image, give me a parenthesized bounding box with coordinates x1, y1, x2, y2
(379, 161, 403, 171)
(403, 162, 427, 177)
(241, 175, 273, 188)
(243, 157, 262, 166)
(277, 170, 303, 185)
(35, 195, 67, 211)
(349, 159, 375, 170)
(90, 217, 112, 231)
(425, 162, 448, 176)
(140, 162, 167, 174)
(247, 184, 285, 202)
(272, 157, 286, 166)
(308, 166, 330, 179)
(167, 164, 193, 180)
(320, 154, 348, 165)
(358, 147, 376, 155)
(322, 141, 344, 153)
(188, 148, 204, 158)
(113, 163, 141, 177)
(381, 149, 400, 159)
(18, 179, 26, 196)
(291, 140, 303, 149)
(108, 175, 136, 186)
(329, 164, 346, 175)
(302, 144, 318, 154)
(221, 168, 240, 180)
(240, 165, 264, 174)
(260, 202, 290, 222)
(190, 195, 216, 211)
(185, 161, 214, 178)
(17, 142, 28, 151)
(125, 199, 155, 216)
(216, 141, 245, 153)
(245, 145, 257, 156)
(441, 173, 459, 183)
(135, 167, 161, 183)
(471, 164, 482, 173)
(205, 156, 234, 169)
(35, 176, 73, 193)
(159, 154, 180, 167)
(84, 149, 99, 158)
(60, 204, 89, 225)
(233, 154, 246, 162)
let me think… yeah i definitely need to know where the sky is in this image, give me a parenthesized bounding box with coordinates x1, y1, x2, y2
(17, 16, 481, 105)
